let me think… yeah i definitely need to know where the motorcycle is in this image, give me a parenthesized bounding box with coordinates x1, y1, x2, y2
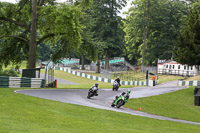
(111, 95, 128, 108)
(112, 81, 119, 91)
(87, 86, 98, 99)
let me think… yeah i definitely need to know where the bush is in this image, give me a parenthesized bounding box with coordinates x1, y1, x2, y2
(0, 68, 20, 77)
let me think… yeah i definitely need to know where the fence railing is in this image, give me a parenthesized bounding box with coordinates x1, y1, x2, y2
(158, 69, 196, 76)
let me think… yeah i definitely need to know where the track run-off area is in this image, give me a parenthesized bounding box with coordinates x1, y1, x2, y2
(15, 81, 200, 126)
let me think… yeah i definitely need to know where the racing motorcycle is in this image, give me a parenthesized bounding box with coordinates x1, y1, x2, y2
(87, 86, 98, 99)
(112, 81, 119, 91)
(111, 95, 128, 108)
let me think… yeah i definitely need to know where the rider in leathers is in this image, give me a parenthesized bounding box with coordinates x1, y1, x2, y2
(89, 83, 99, 96)
(115, 89, 131, 103)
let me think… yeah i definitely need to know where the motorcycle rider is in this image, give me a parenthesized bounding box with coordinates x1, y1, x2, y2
(115, 77, 121, 86)
(89, 83, 99, 96)
(115, 89, 131, 102)
(125, 89, 131, 100)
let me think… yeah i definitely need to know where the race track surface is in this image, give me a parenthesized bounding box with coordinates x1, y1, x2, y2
(15, 82, 200, 126)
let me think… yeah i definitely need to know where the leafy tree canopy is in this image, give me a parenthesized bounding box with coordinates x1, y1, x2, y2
(174, 2, 200, 66)
(124, 0, 189, 65)
(0, 0, 91, 68)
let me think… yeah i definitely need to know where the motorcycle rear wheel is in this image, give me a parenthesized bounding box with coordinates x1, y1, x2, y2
(111, 102, 115, 107)
(116, 100, 124, 108)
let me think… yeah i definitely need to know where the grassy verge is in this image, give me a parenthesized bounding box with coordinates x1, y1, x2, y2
(44, 70, 135, 89)
(125, 86, 200, 123)
(186, 75, 200, 81)
(51, 70, 186, 88)
(0, 88, 200, 133)
(157, 75, 185, 84)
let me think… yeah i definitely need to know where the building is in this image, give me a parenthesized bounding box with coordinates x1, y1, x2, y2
(157, 59, 198, 76)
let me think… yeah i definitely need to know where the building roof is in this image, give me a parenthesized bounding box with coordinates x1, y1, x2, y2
(157, 59, 179, 65)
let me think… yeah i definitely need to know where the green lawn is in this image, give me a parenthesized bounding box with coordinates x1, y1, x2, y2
(0, 88, 200, 133)
(52, 70, 187, 88)
(125, 86, 200, 123)
(157, 74, 185, 84)
(186, 75, 200, 81)
(45, 70, 136, 89)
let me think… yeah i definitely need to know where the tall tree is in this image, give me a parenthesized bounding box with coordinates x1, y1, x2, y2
(124, 0, 189, 66)
(0, 0, 91, 68)
(78, 9, 96, 70)
(90, 0, 126, 71)
(174, 2, 200, 66)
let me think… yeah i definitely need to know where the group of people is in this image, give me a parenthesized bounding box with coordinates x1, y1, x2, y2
(89, 77, 131, 101)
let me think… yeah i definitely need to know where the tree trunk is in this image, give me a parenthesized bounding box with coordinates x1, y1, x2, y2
(96, 54, 100, 73)
(141, 0, 150, 71)
(28, 0, 37, 68)
(81, 55, 85, 70)
(105, 51, 110, 70)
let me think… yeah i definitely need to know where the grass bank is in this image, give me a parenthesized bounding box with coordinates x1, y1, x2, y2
(0, 88, 200, 133)
(157, 74, 184, 84)
(125, 86, 200, 123)
(44, 70, 135, 89)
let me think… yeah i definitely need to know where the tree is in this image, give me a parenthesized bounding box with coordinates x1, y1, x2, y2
(123, 0, 189, 66)
(78, 9, 97, 70)
(174, 3, 200, 66)
(37, 43, 57, 61)
(0, 0, 91, 68)
(90, 0, 126, 71)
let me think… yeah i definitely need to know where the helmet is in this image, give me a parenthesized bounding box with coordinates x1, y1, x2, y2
(95, 83, 98, 87)
(127, 89, 131, 94)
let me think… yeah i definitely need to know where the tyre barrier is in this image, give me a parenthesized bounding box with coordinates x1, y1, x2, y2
(0, 76, 45, 88)
(178, 80, 200, 86)
(55, 67, 155, 86)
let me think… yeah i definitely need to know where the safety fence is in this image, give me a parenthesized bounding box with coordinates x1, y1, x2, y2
(178, 80, 200, 86)
(158, 69, 196, 77)
(0, 76, 45, 88)
(55, 67, 155, 86)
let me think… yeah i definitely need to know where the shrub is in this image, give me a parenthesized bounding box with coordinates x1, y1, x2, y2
(0, 68, 20, 77)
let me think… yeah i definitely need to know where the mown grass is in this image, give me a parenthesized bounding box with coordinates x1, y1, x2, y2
(43, 70, 135, 89)
(125, 86, 200, 123)
(52, 70, 186, 88)
(186, 75, 200, 81)
(0, 88, 200, 133)
(157, 74, 185, 84)
(84, 71, 146, 81)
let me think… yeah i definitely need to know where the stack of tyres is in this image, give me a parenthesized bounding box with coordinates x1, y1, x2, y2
(194, 86, 200, 106)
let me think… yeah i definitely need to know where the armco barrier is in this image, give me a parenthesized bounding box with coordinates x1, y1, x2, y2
(55, 67, 154, 86)
(0, 76, 45, 88)
(178, 80, 200, 86)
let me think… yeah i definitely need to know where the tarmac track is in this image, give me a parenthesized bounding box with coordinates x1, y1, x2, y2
(15, 82, 200, 126)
